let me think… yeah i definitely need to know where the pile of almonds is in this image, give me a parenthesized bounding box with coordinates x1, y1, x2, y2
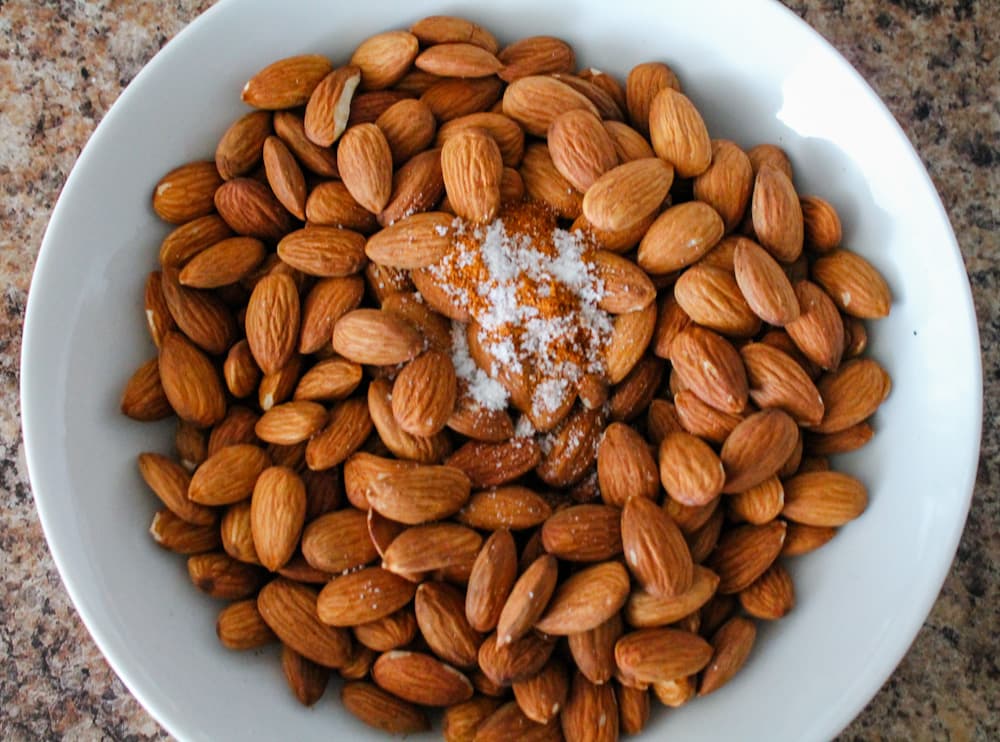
(120, 14, 893, 740)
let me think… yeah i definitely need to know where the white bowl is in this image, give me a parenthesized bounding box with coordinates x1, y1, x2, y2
(21, 0, 982, 739)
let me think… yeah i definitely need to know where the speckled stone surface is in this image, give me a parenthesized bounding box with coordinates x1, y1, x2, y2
(1, 0, 996, 739)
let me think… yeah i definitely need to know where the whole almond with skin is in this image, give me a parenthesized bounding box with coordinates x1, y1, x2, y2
(159, 268, 236, 355)
(519, 143, 582, 219)
(382, 291, 452, 353)
(843, 316, 869, 358)
(297, 276, 365, 355)
(591, 250, 656, 314)
(304, 65, 362, 147)
(447, 391, 516, 442)
(391, 350, 457, 436)
(597, 423, 659, 507)
(458, 486, 552, 530)
(475, 701, 562, 742)
(189, 444, 270, 506)
(152, 161, 222, 224)
(421, 77, 504, 122)
(216, 111, 272, 180)
(513, 657, 569, 724)
(548, 109, 619, 192)
(699, 616, 756, 696)
(302, 508, 377, 574)
(580, 67, 628, 109)
(442, 128, 503, 223)
(466, 529, 518, 632)
(472, 669, 508, 699)
(674, 390, 743, 444)
(670, 326, 748, 414)
(782, 471, 868, 526)
(687, 505, 726, 563)
(250, 467, 306, 572)
(317, 567, 417, 626)
(734, 238, 801, 325)
(608, 355, 662, 422)
(638, 201, 725, 275)
(497, 36, 575, 82)
(382, 523, 482, 575)
(214, 178, 295, 241)
(618, 683, 650, 734)
(121, 358, 172, 421)
(365, 462, 471, 524)
(542, 504, 622, 563)
(138, 453, 216, 526)
(447, 438, 542, 489)
(306, 181, 377, 231)
(216, 599, 276, 650)
(208, 407, 260, 455)
(277, 226, 367, 277)
(782, 522, 837, 556)
(149, 509, 220, 554)
(496, 554, 559, 646)
(332, 308, 424, 365)
(179, 237, 266, 289)
(583, 157, 673, 232)
(273, 111, 339, 177)
(416, 42, 503, 78)
(343, 452, 416, 510)
(603, 120, 655, 163)
(349, 90, 416, 127)
(805, 421, 874, 455)
(721, 409, 799, 493)
(785, 280, 845, 371)
(373, 650, 473, 707)
(800, 195, 842, 252)
(658, 431, 726, 507)
(336, 640, 376, 679)
(605, 301, 657, 384)
(552, 73, 624, 121)
(351, 31, 419, 90)
(740, 562, 795, 619)
(337, 123, 393, 214)
(341, 681, 430, 734)
(411, 15, 499, 52)
(242, 54, 332, 109)
(812, 250, 891, 319)
(281, 646, 329, 706)
(626, 61, 681, 135)
(573, 209, 657, 254)
(674, 263, 762, 338)
(699, 234, 743, 272)
(437, 113, 525, 167)
(305, 397, 372, 470)
(478, 631, 556, 686)
(443, 696, 503, 742)
(416, 581, 484, 668)
(187, 553, 263, 599)
(216, 506, 256, 566)
(568, 613, 623, 686)
(740, 342, 824, 425)
(651, 292, 692, 360)
(375, 98, 437, 165)
(354, 609, 417, 652)
(258, 355, 303, 411)
(159, 215, 232, 269)
(365, 211, 454, 269)
(535, 561, 630, 635)
(536, 406, 603, 487)
(157, 332, 226, 427)
(752, 164, 804, 262)
(693, 140, 754, 231)
(255, 400, 327, 446)
(649, 87, 712, 178)
(368, 378, 452, 464)
(747, 143, 793, 179)
(622, 495, 695, 598)
(646, 399, 683, 445)
(245, 273, 299, 376)
(706, 521, 787, 593)
(615, 628, 713, 684)
(779, 437, 805, 478)
(729, 476, 785, 525)
(380, 148, 446, 226)
(625, 565, 720, 627)
(562, 672, 619, 742)
(502, 75, 598, 137)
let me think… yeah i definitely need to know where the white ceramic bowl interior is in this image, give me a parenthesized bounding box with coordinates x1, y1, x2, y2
(22, 0, 981, 740)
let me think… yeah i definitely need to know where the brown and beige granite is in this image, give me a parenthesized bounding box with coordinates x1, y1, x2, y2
(0, 0, 996, 739)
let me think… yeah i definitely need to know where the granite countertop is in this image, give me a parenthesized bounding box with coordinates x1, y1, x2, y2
(1, 0, 996, 738)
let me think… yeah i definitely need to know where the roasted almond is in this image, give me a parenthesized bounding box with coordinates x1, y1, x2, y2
(674, 263, 762, 338)
(638, 201, 725, 275)
(442, 127, 504, 223)
(306, 180, 377, 231)
(443, 696, 504, 742)
(560, 671, 619, 742)
(625, 565, 719, 628)
(214, 177, 295, 241)
(705, 521, 787, 594)
(187, 552, 263, 599)
(350, 31, 420, 90)
(474, 700, 561, 742)
(302, 508, 378, 574)
(728, 476, 785, 526)
(785, 280, 845, 371)
(160, 268, 237, 355)
(478, 630, 556, 686)
(466, 529, 519, 633)
(535, 561, 630, 635)
(332, 308, 424, 365)
(277, 227, 367, 277)
(447, 437, 542, 489)
(216, 599, 276, 650)
(497, 36, 575, 82)
(583, 157, 673, 233)
(138, 453, 216, 526)
(242, 54, 333, 109)
(502, 75, 598, 137)
(596, 423, 659, 507)
(421, 77, 504, 122)
(341, 681, 430, 734)
(382, 523, 482, 575)
(416, 581, 484, 668)
(782, 470, 868, 526)
(366, 461, 471, 524)
(649, 87, 711, 178)
(304, 65, 362, 146)
(274, 111, 340, 178)
(670, 326, 748, 415)
(812, 249, 891, 319)
(625, 61, 681, 135)
(700, 616, 757, 696)
(157, 332, 227, 427)
(548, 109, 619, 192)
(615, 628, 712, 684)
(373, 650, 473, 707)
(411, 15, 499, 52)
(250, 466, 307, 571)
(304, 397, 373, 470)
(189, 443, 270, 506)
(623, 495, 695, 598)
(149, 508, 220, 553)
(496, 554, 559, 646)
(733, 238, 800, 325)
(337, 123, 394, 214)
(519, 143, 583, 219)
(720, 409, 799, 493)
(121, 358, 172, 422)
(297, 276, 365, 355)
(739, 562, 795, 620)
(317, 567, 417, 626)
(375, 98, 438, 164)
(512, 657, 569, 724)
(541, 504, 622, 563)
(800, 195, 842, 253)
(245, 272, 299, 376)
(215, 111, 272, 181)
(458, 486, 552, 531)
(282, 645, 330, 706)
(658, 431, 725, 507)
(693, 140, 754, 232)
(752, 164, 803, 262)
(152, 161, 222, 224)
(740, 342, 824, 426)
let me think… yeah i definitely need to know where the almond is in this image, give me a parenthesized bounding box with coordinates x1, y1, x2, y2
(740, 342, 824, 425)
(638, 201, 725, 275)
(686, 506, 725, 563)
(258, 578, 352, 667)
(411, 15, 499, 53)
(216, 599, 276, 650)
(215, 111, 272, 180)
(441, 128, 504, 223)
(812, 249, 891, 319)
(579, 68, 628, 110)
(699, 616, 756, 696)
(590, 250, 656, 314)
(332, 308, 424, 365)
(606, 301, 658, 384)
(705, 521, 786, 594)
(785, 280, 845, 371)
(274, 111, 340, 178)
(343, 452, 415, 510)
(535, 561, 630, 635)
(561, 671, 619, 742)
(720, 409, 799, 493)
(670, 326, 748, 414)
(496, 554, 559, 646)
(622, 494, 695, 598)
(382, 523, 482, 575)
(421, 77, 504, 121)
(805, 421, 874, 455)
(512, 658, 569, 724)
(159, 215, 233, 269)
(752, 164, 804, 262)
(747, 144, 793, 179)
(651, 292, 692, 360)
(121, 358, 172, 421)
(624, 565, 720, 627)
(625, 61, 681, 135)
(618, 683, 651, 735)
(438, 113, 525, 168)
(693, 140, 754, 232)
(646, 399, 683, 445)
(368, 377, 451, 463)
(596, 423, 659, 507)
(478, 631, 556, 686)
(458, 486, 552, 531)
(674, 263, 762, 338)
(337, 123, 394, 214)
(255, 400, 327, 446)
(416, 42, 503, 78)
(548, 109, 619, 192)
(519, 143, 583, 219)
(536, 406, 603, 487)
(208, 407, 261, 454)
(138, 453, 216, 526)
(658, 431, 725, 507)
(502, 75, 598, 137)
(149, 508, 220, 553)
(388, 349, 457, 436)
(648, 87, 711, 178)
(304, 397, 373, 470)
(800, 195, 842, 253)
(474, 701, 562, 742)
(614, 628, 712, 684)
(301, 508, 377, 574)
(739, 562, 795, 619)
(353, 608, 417, 652)
(782, 470, 868, 526)
(366, 461, 471, 524)
(497, 36, 575, 82)
(444, 696, 504, 742)
(416, 581, 484, 668)
(305, 180, 377, 231)
(568, 613, 623, 686)
(304, 65, 362, 146)
(245, 272, 299, 375)
(317, 567, 417, 626)
(381, 291, 452, 352)
(375, 98, 438, 165)
(350, 31, 420, 90)
(350, 89, 416, 126)
(242, 54, 332, 108)
(188, 444, 270, 506)
(157, 332, 227, 427)
(583, 157, 673, 232)
(366, 212, 454, 271)
(552, 73, 625, 121)
(281, 645, 330, 705)
(176, 236, 265, 289)
(603, 120, 655, 164)
(159, 268, 237, 354)
(373, 650, 473, 707)
(782, 522, 837, 556)
(608, 356, 663, 422)
(258, 355, 303, 410)
(447, 437, 542, 489)
(152, 161, 222, 224)
(673, 390, 743, 444)
(541, 502, 622, 563)
(277, 226, 367, 277)
(214, 177, 295, 241)
(466, 529, 519, 633)
(341, 681, 430, 734)
(297, 276, 365, 355)
(187, 552, 263, 599)
(250, 466, 306, 571)
(733, 238, 800, 325)
(728, 476, 785, 525)
(447, 390, 516, 442)
(301, 468, 343, 520)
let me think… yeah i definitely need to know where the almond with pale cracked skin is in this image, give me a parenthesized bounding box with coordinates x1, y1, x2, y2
(215, 111, 272, 181)
(178, 237, 266, 289)
(596, 423, 659, 507)
(416, 581, 483, 668)
(752, 164, 804, 262)
(458, 487, 552, 530)
(365, 211, 453, 269)
(583, 157, 673, 233)
(421, 77, 504, 121)
(438, 113, 525, 167)
(512, 657, 569, 724)
(552, 72, 624, 121)
(548, 109, 618, 192)
(443, 696, 503, 742)
(350, 31, 419, 90)
(159, 269, 236, 355)
(245, 273, 299, 376)
(411, 15, 499, 52)
(298, 277, 365, 356)
(733, 238, 800, 325)
(416, 42, 503, 78)
(317, 567, 417, 626)
(535, 561, 630, 635)
(812, 249, 891, 319)
(158, 332, 227, 427)
(353, 609, 417, 652)
(670, 327, 748, 415)
(800, 195, 842, 253)
(623, 494, 695, 598)
(813, 358, 890, 434)
(615, 628, 712, 684)
(502, 75, 598, 137)
(273, 111, 339, 177)
(447, 437, 542, 489)
(277, 227, 367, 278)
(341, 680, 430, 733)
(478, 630, 556, 686)
(496, 554, 559, 646)
(121, 358, 172, 421)
(138, 453, 216, 526)
(214, 178, 295, 241)
(606, 301, 657, 384)
(497, 36, 575, 82)
(785, 280, 845, 371)
(541, 503, 622, 563)
(375, 98, 437, 165)
(373, 650, 473, 707)
(337, 123, 393, 214)
(649, 87, 711, 178)
(366, 461, 471, 524)
(699, 616, 756, 695)
(216, 599, 276, 650)
(706, 521, 786, 594)
(301, 508, 376, 574)
(189, 444, 270, 506)
(258, 355, 303, 411)
(242, 54, 332, 109)
(305, 181, 376, 231)
(475, 701, 562, 742)
(568, 613, 622, 686)
(382, 523, 482, 575)
(159, 216, 233, 269)
(782, 522, 837, 556)
(466, 529, 518, 633)
(368, 378, 452, 464)
(590, 250, 656, 314)
(721, 409, 799, 493)
(250, 466, 306, 572)
(741, 342, 824, 426)
(218, 502, 257, 563)
(782, 470, 868, 526)
(729, 476, 785, 525)
(638, 201, 725, 275)
(658, 431, 725, 507)
(281, 645, 329, 706)
(740, 562, 794, 619)
(332, 308, 424, 366)
(560, 671, 619, 742)
(646, 399, 683, 445)
(625, 61, 681, 135)
(152, 161, 222, 224)
(805, 421, 874, 455)
(187, 552, 263, 599)
(519, 143, 582, 219)
(303, 397, 371, 470)
(441, 128, 503, 223)
(674, 263, 762, 338)
(149, 508, 220, 553)
(304, 65, 362, 147)
(603, 120, 655, 164)
(693, 140, 754, 232)
(625, 565, 719, 627)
